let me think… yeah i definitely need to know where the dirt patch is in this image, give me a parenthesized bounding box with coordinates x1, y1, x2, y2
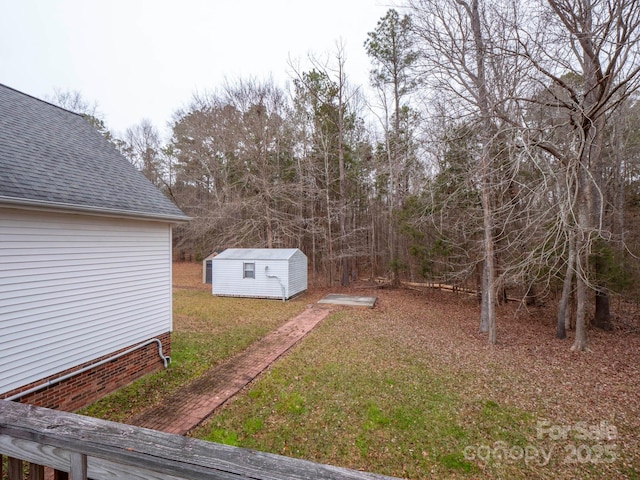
(173, 261, 211, 291)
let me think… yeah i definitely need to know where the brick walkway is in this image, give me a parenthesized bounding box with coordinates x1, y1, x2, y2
(128, 306, 331, 435)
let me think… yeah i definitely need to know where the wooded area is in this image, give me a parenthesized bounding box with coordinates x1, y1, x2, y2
(57, 0, 640, 350)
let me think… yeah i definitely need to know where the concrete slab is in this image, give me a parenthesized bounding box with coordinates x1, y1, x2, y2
(317, 293, 377, 308)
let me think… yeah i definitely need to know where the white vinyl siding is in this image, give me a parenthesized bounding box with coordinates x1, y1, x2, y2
(288, 250, 308, 298)
(211, 249, 307, 300)
(0, 208, 172, 395)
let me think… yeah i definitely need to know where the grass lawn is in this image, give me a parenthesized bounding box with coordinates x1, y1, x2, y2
(83, 263, 640, 479)
(79, 263, 311, 422)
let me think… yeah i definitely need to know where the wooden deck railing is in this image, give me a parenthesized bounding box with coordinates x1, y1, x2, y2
(0, 400, 399, 480)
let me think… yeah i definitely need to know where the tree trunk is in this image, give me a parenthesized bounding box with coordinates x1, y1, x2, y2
(266, 206, 273, 248)
(479, 261, 489, 333)
(572, 201, 589, 351)
(337, 52, 349, 288)
(591, 119, 612, 331)
(468, 0, 497, 344)
(324, 150, 334, 286)
(482, 182, 497, 345)
(594, 289, 612, 330)
(593, 243, 613, 330)
(572, 267, 589, 351)
(311, 216, 317, 288)
(556, 233, 576, 339)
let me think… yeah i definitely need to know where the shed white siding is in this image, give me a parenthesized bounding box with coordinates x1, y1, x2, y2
(288, 249, 308, 298)
(211, 249, 307, 300)
(0, 207, 172, 395)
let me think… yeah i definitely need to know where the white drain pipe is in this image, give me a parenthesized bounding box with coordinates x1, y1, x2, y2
(265, 265, 286, 302)
(5, 338, 170, 402)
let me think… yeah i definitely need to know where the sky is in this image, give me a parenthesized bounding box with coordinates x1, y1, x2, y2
(1, 0, 393, 138)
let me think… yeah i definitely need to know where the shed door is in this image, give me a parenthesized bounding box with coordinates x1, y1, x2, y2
(205, 260, 213, 284)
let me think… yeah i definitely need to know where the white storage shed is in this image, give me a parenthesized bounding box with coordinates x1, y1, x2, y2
(211, 248, 307, 300)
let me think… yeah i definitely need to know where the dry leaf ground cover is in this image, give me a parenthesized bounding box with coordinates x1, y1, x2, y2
(84, 263, 640, 478)
(182, 270, 639, 479)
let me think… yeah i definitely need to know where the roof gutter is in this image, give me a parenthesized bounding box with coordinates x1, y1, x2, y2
(0, 196, 191, 223)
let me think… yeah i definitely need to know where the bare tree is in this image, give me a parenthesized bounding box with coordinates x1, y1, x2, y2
(48, 88, 99, 117)
(122, 119, 163, 186)
(290, 43, 365, 286)
(47, 88, 113, 140)
(516, 0, 640, 350)
(366, 9, 419, 286)
(168, 78, 303, 257)
(408, 0, 526, 343)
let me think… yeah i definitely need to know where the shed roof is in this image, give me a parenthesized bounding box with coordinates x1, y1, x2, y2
(0, 84, 188, 222)
(213, 248, 303, 261)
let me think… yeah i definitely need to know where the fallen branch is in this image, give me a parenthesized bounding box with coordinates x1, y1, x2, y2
(402, 281, 521, 302)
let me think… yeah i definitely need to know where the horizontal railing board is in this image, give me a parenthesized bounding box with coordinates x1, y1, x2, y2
(0, 435, 185, 480)
(0, 401, 400, 480)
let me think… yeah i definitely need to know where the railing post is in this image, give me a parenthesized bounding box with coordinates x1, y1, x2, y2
(53, 470, 68, 480)
(8, 457, 22, 480)
(69, 452, 87, 480)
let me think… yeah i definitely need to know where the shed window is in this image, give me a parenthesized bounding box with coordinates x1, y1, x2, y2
(243, 262, 255, 279)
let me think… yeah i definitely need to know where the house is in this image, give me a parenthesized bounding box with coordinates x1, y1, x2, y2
(211, 248, 307, 300)
(0, 84, 189, 411)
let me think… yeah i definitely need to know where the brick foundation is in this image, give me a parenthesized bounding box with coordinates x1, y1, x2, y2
(1, 332, 171, 412)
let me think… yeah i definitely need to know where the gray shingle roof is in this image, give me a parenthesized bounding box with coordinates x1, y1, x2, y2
(0, 84, 188, 222)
